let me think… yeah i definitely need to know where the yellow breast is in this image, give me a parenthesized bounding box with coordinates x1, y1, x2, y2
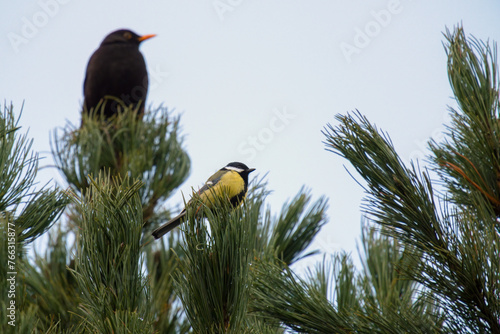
(198, 170, 246, 209)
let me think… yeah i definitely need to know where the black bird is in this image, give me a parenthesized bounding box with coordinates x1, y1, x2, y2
(83, 29, 156, 120)
(152, 162, 256, 239)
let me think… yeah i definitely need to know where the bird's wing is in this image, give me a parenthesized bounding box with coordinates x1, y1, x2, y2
(197, 169, 226, 195)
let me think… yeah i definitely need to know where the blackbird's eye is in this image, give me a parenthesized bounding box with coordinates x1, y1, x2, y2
(123, 32, 132, 40)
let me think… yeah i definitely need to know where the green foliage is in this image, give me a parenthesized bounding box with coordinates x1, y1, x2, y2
(430, 27, 500, 216)
(0, 103, 35, 213)
(322, 26, 500, 333)
(22, 103, 193, 333)
(263, 188, 328, 265)
(41, 104, 194, 333)
(146, 234, 191, 334)
(171, 179, 327, 333)
(323, 111, 500, 333)
(251, 259, 353, 334)
(248, 178, 329, 267)
(16, 188, 69, 245)
(52, 105, 190, 224)
(356, 226, 443, 333)
(8, 24, 498, 334)
(72, 174, 153, 333)
(20, 229, 81, 330)
(251, 226, 443, 334)
(0, 103, 68, 333)
(173, 188, 259, 333)
(324, 111, 444, 252)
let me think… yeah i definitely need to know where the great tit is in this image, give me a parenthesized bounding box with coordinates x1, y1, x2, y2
(152, 162, 255, 239)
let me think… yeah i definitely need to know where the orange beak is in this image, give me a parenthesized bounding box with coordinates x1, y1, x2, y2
(138, 34, 156, 42)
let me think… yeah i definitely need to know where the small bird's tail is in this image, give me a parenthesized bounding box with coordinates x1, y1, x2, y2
(152, 210, 186, 239)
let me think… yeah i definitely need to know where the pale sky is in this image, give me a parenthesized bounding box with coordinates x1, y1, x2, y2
(1, 1, 499, 270)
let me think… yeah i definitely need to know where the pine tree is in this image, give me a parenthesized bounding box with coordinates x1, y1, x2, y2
(2, 98, 326, 333)
(4, 23, 496, 334)
(251, 26, 500, 333)
(47, 106, 193, 333)
(0, 104, 68, 333)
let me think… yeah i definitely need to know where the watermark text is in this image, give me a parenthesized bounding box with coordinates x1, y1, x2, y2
(6, 221, 16, 327)
(238, 107, 295, 161)
(7, 0, 72, 53)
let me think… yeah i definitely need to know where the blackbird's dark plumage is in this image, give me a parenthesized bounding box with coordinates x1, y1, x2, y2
(83, 29, 156, 119)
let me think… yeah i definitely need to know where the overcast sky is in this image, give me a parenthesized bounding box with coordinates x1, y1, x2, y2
(1, 1, 499, 270)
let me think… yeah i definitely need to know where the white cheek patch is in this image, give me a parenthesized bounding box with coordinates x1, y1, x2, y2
(225, 166, 244, 173)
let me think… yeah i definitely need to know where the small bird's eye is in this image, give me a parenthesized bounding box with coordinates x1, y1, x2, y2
(123, 32, 132, 40)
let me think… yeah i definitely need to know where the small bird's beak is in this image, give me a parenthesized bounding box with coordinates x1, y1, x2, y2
(138, 34, 157, 42)
(247, 168, 256, 173)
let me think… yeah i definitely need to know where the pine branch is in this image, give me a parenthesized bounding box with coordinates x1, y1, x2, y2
(51, 105, 190, 226)
(243, 182, 328, 333)
(357, 225, 444, 333)
(173, 189, 259, 333)
(147, 233, 191, 333)
(20, 229, 81, 331)
(16, 188, 69, 244)
(72, 174, 153, 333)
(430, 26, 500, 216)
(0, 103, 37, 212)
(323, 106, 500, 332)
(323, 111, 446, 252)
(251, 260, 354, 334)
(247, 177, 328, 267)
(251, 227, 443, 334)
(265, 188, 328, 265)
(49, 105, 192, 332)
(0, 103, 69, 333)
